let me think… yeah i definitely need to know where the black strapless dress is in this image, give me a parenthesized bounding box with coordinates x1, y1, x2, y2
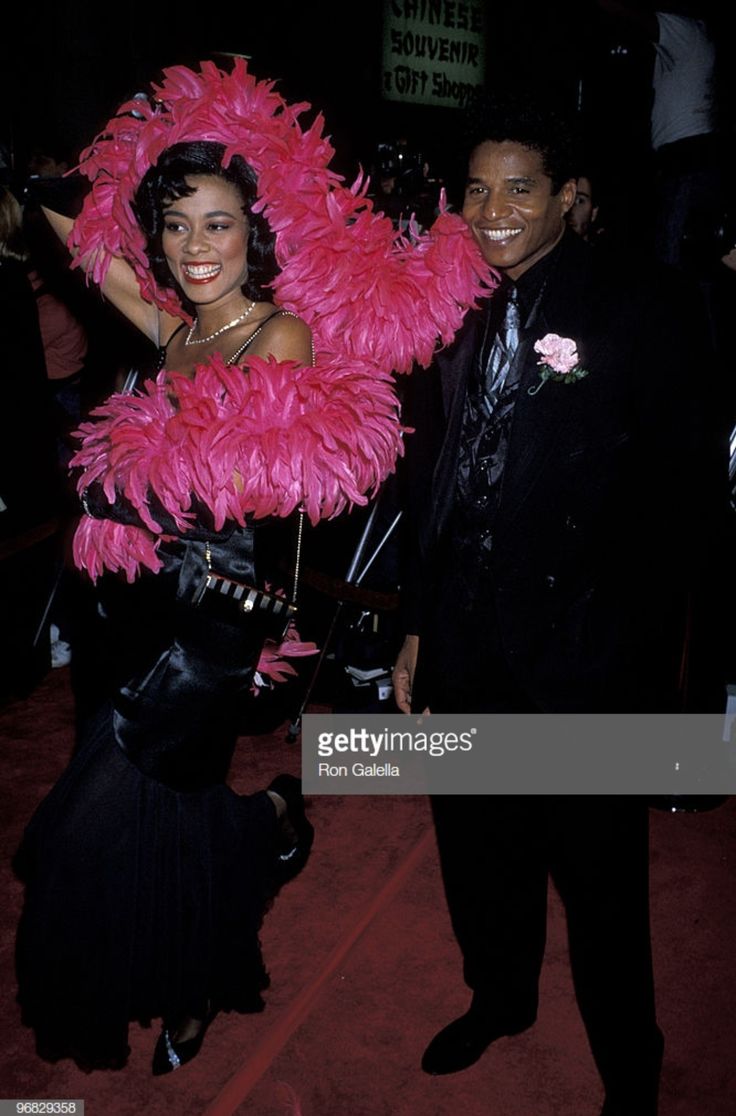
(14, 525, 287, 1070)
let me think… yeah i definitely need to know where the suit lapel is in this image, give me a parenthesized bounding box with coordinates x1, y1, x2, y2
(430, 307, 486, 538)
(429, 234, 600, 539)
(499, 234, 596, 523)
(437, 307, 485, 417)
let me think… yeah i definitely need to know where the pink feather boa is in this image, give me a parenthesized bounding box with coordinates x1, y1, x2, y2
(69, 60, 493, 363)
(69, 60, 495, 596)
(71, 352, 404, 577)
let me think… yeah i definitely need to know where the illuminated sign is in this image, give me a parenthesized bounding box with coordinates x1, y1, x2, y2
(382, 0, 486, 109)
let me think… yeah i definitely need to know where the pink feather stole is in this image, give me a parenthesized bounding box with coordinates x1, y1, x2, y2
(71, 351, 405, 582)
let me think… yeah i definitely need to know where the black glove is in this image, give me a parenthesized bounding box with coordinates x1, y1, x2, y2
(81, 482, 235, 543)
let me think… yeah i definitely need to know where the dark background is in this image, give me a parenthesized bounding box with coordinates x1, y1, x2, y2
(4, 2, 731, 203)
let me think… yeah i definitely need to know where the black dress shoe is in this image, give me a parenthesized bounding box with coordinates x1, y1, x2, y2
(599, 1103, 658, 1116)
(598, 1026, 663, 1115)
(268, 774, 314, 885)
(421, 1006, 533, 1075)
(152, 1018, 210, 1076)
(599, 1090, 660, 1115)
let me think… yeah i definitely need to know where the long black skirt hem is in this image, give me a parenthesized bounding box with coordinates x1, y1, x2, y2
(15, 705, 281, 1071)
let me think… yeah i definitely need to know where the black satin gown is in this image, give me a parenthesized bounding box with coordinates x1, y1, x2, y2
(14, 525, 287, 1070)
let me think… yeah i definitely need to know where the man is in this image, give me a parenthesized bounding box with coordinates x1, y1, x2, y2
(392, 100, 726, 1116)
(596, 2, 722, 269)
(567, 172, 600, 242)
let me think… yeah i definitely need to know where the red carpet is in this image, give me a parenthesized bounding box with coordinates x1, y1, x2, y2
(1, 668, 735, 1114)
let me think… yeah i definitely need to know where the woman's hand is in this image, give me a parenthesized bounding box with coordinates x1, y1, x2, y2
(41, 206, 178, 346)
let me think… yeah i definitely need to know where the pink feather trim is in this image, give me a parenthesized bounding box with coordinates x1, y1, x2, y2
(70, 60, 495, 358)
(70, 350, 406, 578)
(68, 60, 496, 583)
(72, 515, 163, 582)
(254, 628, 318, 691)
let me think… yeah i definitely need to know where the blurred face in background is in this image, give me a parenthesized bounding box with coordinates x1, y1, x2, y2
(567, 176, 599, 240)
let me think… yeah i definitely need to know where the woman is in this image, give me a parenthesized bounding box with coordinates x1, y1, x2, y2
(15, 60, 491, 1077)
(16, 140, 317, 1077)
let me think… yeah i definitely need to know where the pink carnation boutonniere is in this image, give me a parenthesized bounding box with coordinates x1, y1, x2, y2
(528, 333, 589, 396)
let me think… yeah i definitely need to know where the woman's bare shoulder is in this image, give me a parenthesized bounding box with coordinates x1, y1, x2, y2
(249, 309, 313, 364)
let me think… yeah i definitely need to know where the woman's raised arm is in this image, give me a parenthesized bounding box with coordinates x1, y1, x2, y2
(41, 206, 180, 346)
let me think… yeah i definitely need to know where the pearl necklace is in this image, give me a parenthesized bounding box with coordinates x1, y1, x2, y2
(184, 301, 256, 346)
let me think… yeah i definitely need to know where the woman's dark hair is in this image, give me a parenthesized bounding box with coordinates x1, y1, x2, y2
(133, 140, 278, 308)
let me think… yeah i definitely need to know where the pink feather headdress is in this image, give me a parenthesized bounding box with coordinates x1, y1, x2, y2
(69, 59, 495, 585)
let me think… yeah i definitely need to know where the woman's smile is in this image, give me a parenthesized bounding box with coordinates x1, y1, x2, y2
(162, 175, 250, 311)
(180, 261, 223, 283)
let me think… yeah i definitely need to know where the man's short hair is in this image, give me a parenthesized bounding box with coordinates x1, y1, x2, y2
(463, 94, 579, 195)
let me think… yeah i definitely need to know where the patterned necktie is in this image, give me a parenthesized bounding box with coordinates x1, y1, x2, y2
(452, 283, 524, 579)
(482, 284, 520, 417)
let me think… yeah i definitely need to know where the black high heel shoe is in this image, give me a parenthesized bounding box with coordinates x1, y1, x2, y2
(268, 774, 314, 885)
(151, 1014, 211, 1076)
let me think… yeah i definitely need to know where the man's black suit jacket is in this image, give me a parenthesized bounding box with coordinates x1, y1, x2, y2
(402, 231, 730, 713)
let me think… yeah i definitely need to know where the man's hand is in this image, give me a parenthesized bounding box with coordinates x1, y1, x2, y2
(392, 634, 420, 714)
